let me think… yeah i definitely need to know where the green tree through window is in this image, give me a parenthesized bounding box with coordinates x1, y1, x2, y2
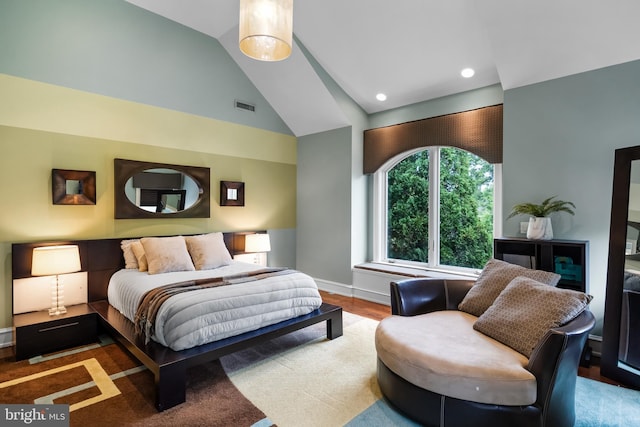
(388, 150, 430, 262)
(387, 147, 493, 270)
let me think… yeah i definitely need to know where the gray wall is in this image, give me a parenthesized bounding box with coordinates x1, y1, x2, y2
(0, 0, 291, 135)
(503, 59, 640, 334)
(6, 0, 640, 336)
(295, 37, 369, 285)
(267, 228, 297, 269)
(316, 60, 640, 336)
(369, 84, 504, 129)
(297, 127, 354, 285)
(297, 85, 505, 290)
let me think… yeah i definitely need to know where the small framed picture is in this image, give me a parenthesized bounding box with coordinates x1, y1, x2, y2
(52, 169, 96, 205)
(220, 181, 245, 206)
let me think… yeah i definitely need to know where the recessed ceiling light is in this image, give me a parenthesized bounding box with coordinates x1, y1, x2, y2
(461, 68, 475, 78)
(376, 93, 387, 101)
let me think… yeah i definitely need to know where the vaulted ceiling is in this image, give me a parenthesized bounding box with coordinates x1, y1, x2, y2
(126, 0, 640, 136)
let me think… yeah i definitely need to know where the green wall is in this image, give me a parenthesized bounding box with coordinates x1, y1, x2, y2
(0, 109, 297, 329)
(503, 59, 640, 334)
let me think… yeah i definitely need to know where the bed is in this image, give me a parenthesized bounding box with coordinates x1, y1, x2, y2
(11, 232, 343, 411)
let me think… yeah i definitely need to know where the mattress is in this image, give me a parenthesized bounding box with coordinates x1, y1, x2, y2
(107, 261, 323, 351)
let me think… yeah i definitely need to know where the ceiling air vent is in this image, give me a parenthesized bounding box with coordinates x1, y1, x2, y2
(235, 100, 256, 112)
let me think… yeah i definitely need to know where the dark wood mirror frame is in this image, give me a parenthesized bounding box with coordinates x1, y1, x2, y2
(220, 181, 245, 207)
(602, 145, 640, 388)
(52, 169, 96, 205)
(114, 158, 210, 219)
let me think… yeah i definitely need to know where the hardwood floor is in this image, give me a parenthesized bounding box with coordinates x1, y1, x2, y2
(321, 290, 391, 321)
(319, 290, 622, 387)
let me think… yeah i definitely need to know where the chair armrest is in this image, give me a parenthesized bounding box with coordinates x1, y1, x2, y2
(527, 310, 595, 425)
(390, 278, 475, 316)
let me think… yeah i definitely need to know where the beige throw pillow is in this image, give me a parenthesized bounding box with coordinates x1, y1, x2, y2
(121, 239, 140, 269)
(458, 258, 561, 317)
(140, 236, 195, 275)
(473, 276, 592, 358)
(185, 232, 233, 270)
(130, 241, 148, 272)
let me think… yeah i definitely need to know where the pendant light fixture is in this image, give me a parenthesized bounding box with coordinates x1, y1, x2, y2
(239, 0, 293, 61)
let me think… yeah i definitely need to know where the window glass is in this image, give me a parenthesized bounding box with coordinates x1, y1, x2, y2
(387, 150, 429, 262)
(439, 147, 493, 269)
(384, 147, 494, 270)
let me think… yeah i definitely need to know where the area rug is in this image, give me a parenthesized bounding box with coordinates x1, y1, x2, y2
(221, 312, 381, 426)
(222, 313, 640, 427)
(1, 313, 640, 427)
(0, 336, 269, 427)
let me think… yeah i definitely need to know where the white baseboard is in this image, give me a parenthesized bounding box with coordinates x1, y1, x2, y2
(314, 278, 353, 297)
(0, 327, 13, 349)
(314, 277, 392, 306)
(352, 287, 390, 306)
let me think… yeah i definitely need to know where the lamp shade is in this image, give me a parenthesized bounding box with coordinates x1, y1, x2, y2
(239, 0, 293, 61)
(245, 234, 271, 253)
(32, 245, 81, 276)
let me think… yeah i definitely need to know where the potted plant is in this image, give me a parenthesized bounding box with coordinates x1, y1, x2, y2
(507, 196, 576, 240)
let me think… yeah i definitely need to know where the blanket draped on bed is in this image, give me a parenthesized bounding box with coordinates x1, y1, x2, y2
(134, 268, 297, 344)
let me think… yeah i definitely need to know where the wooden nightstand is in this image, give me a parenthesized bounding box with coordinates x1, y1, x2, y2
(13, 303, 98, 360)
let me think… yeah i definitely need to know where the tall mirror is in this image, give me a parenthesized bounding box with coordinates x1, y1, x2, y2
(602, 145, 640, 388)
(114, 159, 210, 219)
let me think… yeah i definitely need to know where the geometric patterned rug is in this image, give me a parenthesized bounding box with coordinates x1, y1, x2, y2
(0, 336, 269, 426)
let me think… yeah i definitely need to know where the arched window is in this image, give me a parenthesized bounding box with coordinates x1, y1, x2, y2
(373, 146, 502, 273)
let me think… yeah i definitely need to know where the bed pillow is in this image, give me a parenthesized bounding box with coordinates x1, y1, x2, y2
(140, 236, 195, 275)
(458, 258, 561, 317)
(474, 276, 592, 358)
(130, 241, 148, 272)
(121, 239, 140, 269)
(185, 232, 232, 270)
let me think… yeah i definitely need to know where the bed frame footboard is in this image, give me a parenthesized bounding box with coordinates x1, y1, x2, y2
(90, 300, 343, 411)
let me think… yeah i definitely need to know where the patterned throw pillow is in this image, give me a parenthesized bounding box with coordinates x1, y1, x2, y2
(458, 259, 561, 317)
(473, 276, 592, 358)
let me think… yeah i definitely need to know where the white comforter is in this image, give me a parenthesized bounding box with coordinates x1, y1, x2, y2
(107, 261, 323, 351)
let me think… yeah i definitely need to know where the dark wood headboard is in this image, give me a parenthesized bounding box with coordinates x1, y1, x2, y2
(11, 231, 261, 302)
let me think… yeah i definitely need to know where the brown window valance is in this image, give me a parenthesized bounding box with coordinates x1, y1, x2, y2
(363, 104, 503, 174)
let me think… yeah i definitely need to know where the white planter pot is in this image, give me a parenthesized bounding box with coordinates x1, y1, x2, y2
(526, 217, 553, 240)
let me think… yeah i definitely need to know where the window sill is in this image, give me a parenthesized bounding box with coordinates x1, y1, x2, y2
(353, 262, 479, 280)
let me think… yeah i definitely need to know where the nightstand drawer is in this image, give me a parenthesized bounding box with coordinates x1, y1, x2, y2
(14, 306, 98, 360)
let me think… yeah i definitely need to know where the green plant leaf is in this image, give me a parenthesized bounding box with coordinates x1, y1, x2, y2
(508, 196, 575, 219)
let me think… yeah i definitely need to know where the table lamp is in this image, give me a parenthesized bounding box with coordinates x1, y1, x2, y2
(31, 245, 81, 315)
(244, 233, 271, 265)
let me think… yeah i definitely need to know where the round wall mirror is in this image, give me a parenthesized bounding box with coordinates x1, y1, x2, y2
(114, 159, 210, 219)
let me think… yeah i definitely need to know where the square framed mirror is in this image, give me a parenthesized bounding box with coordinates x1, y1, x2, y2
(220, 181, 245, 206)
(52, 169, 96, 205)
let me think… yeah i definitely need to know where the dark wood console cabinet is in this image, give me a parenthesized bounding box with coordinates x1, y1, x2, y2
(494, 237, 588, 293)
(13, 303, 98, 360)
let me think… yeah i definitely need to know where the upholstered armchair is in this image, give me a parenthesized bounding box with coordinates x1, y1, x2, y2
(375, 277, 595, 427)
